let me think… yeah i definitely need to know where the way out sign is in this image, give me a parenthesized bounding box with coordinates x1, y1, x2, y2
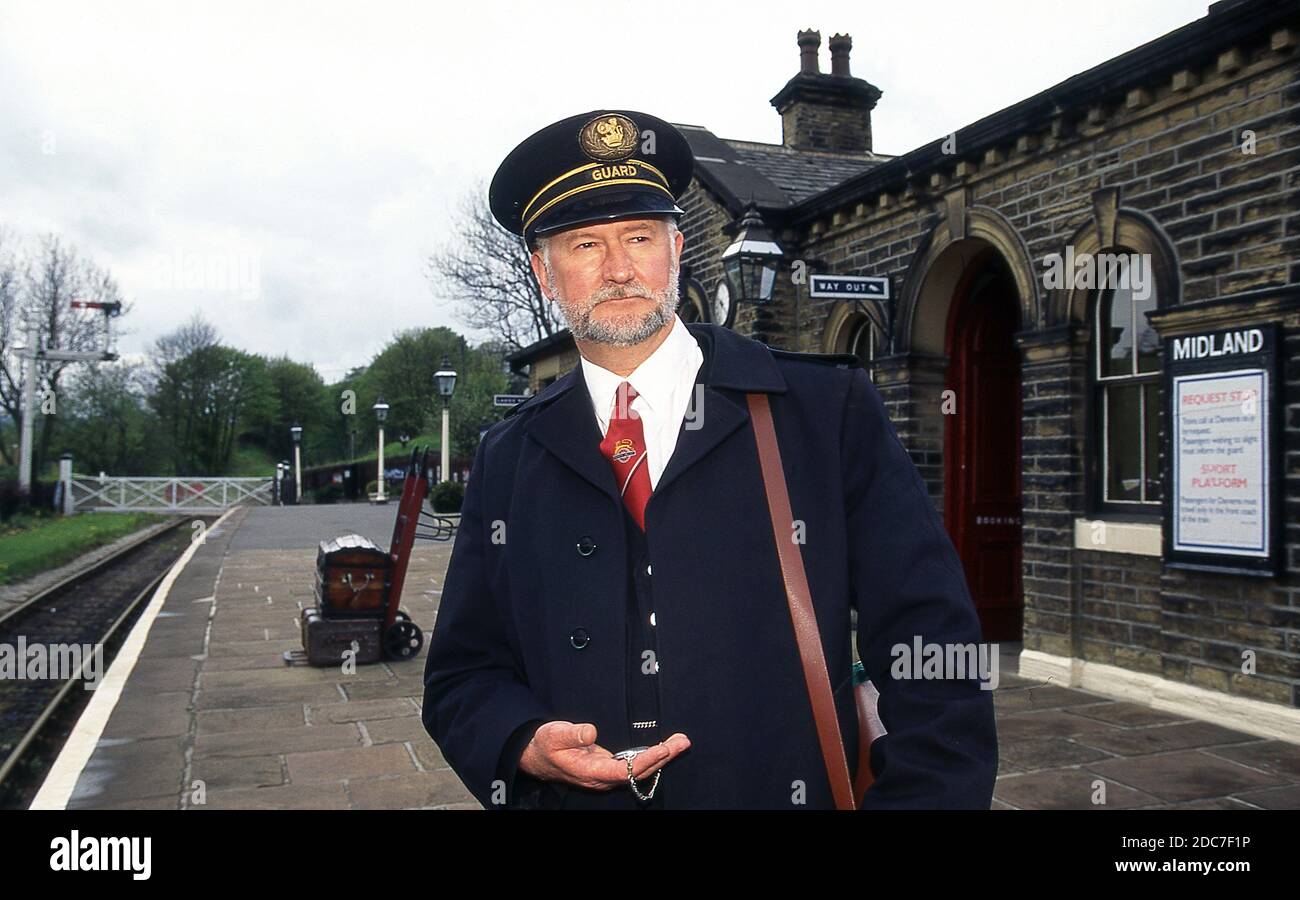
(808, 274, 890, 300)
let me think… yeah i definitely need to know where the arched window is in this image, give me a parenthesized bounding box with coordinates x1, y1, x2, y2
(677, 275, 708, 324)
(822, 301, 887, 382)
(1091, 253, 1161, 509)
(847, 316, 880, 381)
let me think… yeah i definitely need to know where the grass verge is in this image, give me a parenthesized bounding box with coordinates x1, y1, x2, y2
(0, 511, 169, 586)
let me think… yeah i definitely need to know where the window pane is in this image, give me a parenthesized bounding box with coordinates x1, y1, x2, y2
(849, 319, 877, 380)
(1135, 275, 1160, 374)
(1143, 381, 1162, 502)
(1105, 384, 1142, 502)
(1100, 286, 1134, 377)
(849, 320, 871, 364)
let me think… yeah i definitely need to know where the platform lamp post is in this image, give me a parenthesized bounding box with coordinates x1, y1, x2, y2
(434, 358, 458, 483)
(290, 423, 303, 505)
(721, 202, 784, 334)
(373, 398, 390, 503)
(281, 460, 293, 504)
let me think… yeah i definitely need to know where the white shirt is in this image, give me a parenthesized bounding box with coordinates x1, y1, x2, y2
(580, 314, 704, 490)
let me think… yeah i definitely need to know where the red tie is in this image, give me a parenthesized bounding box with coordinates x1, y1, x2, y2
(599, 381, 653, 531)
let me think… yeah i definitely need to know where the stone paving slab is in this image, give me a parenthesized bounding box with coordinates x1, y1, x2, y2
(999, 737, 1114, 771)
(194, 723, 364, 758)
(1204, 739, 1300, 779)
(199, 782, 352, 810)
(1083, 750, 1290, 804)
(1071, 720, 1257, 757)
(64, 504, 472, 810)
(53, 504, 1300, 810)
(994, 767, 1162, 810)
(1232, 784, 1300, 809)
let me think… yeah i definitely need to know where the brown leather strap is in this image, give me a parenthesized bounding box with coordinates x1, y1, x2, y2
(747, 392, 857, 811)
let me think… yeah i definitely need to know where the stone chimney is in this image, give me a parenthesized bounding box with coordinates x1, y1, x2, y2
(770, 29, 882, 154)
(798, 29, 821, 74)
(829, 33, 851, 76)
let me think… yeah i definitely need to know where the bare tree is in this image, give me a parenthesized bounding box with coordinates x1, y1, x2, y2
(24, 236, 128, 475)
(0, 227, 21, 465)
(426, 182, 562, 353)
(146, 312, 222, 472)
(0, 232, 128, 471)
(150, 311, 220, 372)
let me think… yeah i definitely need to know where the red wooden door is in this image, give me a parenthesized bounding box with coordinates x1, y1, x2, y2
(944, 262, 1023, 641)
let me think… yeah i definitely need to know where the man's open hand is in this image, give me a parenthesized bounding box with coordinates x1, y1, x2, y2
(518, 721, 690, 790)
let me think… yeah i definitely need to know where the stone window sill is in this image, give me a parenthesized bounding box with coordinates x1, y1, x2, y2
(1073, 518, 1162, 557)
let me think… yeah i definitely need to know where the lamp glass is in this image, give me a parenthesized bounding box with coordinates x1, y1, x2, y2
(435, 369, 457, 398)
(723, 255, 742, 296)
(759, 263, 777, 301)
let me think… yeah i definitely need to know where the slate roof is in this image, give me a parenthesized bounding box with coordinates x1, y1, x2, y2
(673, 122, 889, 214)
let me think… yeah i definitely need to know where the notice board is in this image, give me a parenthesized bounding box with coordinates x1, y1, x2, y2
(1164, 323, 1280, 575)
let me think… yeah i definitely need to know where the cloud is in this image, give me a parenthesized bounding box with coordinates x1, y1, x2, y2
(0, 0, 1209, 381)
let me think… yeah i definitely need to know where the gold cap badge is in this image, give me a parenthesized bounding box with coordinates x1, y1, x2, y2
(579, 113, 639, 161)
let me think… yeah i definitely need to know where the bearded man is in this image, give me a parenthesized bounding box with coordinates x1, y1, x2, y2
(421, 109, 998, 810)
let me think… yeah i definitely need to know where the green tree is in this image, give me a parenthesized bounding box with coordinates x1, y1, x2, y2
(327, 327, 513, 466)
(357, 326, 464, 449)
(150, 340, 274, 475)
(257, 355, 333, 463)
(60, 359, 162, 475)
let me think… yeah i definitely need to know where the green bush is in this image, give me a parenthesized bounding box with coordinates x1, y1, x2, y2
(1, 478, 59, 522)
(429, 480, 465, 513)
(311, 483, 345, 505)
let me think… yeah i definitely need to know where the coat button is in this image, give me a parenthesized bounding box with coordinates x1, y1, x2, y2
(576, 535, 596, 556)
(569, 627, 590, 649)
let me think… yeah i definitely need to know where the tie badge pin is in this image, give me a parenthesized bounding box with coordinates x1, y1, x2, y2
(611, 438, 637, 464)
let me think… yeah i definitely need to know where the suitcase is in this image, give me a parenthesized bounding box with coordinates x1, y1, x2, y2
(300, 608, 384, 666)
(314, 534, 391, 617)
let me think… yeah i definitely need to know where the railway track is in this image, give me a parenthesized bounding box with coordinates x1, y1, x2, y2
(0, 517, 206, 808)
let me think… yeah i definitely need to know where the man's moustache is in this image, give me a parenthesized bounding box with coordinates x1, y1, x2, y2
(591, 291, 649, 305)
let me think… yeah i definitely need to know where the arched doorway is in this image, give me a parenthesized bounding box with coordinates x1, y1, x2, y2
(944, 251, 1023, 641)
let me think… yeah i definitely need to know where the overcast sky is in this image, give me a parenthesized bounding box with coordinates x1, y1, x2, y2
(0, 0, 1211, 382)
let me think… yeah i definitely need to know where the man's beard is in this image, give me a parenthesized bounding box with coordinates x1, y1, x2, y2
(549, 256, 680, 347)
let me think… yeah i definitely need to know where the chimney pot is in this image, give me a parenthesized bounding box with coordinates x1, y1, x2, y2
(797, 29, 821, 74)
(829, 33, 852, 77)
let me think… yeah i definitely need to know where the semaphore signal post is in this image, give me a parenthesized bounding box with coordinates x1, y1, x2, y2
(15, 299, 122, 495)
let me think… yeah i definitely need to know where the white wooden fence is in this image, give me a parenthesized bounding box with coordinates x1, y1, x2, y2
(66, 472, 274, 513)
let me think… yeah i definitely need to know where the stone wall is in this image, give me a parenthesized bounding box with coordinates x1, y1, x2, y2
(675, 21, 1300, 706)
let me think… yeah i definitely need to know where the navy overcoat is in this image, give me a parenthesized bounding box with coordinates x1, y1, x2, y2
(422, 322, 998, 809)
